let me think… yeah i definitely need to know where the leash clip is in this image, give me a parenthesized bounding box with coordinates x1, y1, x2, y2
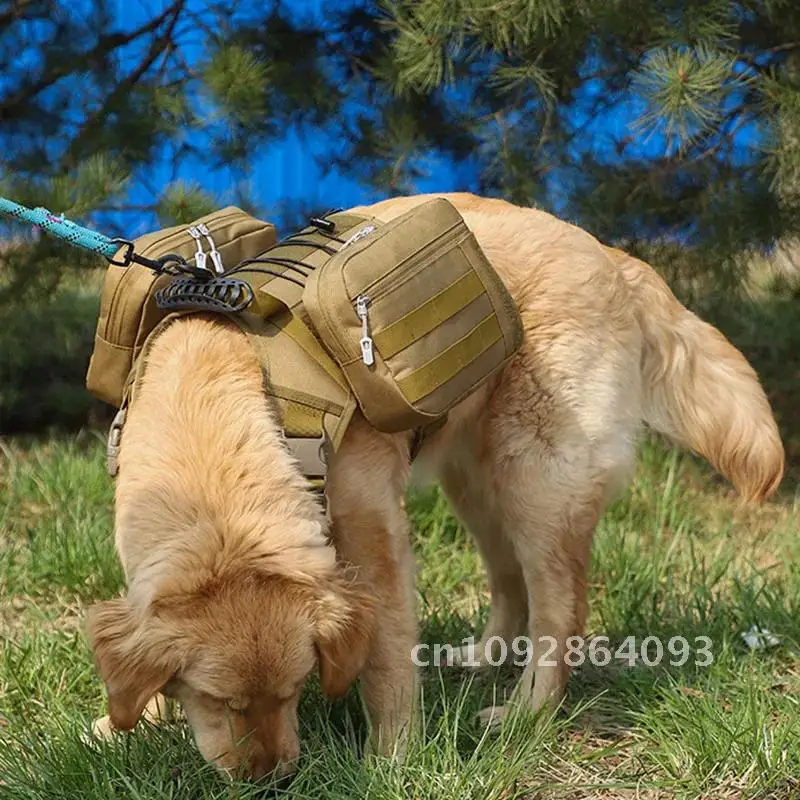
(107, 239, 135, 267)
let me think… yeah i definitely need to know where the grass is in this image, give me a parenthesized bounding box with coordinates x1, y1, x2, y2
(1, 435, 799, 799)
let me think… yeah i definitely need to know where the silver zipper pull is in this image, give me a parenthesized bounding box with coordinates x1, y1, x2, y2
(188, 226, 208, 272)
(355, 294, 374, 366)
(341, 224, 377, 249)
(197, 223, 224, 274)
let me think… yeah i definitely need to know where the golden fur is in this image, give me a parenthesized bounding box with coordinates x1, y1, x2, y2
(88, 193, 784, 776)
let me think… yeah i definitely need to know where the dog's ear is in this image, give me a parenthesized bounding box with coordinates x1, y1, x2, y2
(86, 598, 177, 731)
(314, 577, 375, 699)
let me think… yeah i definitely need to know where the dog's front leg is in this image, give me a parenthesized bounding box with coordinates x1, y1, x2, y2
(328, 498, 418, 759)
(326, 421, 417, 759)
(92, 692, 179, 739)
(357, 520, 417, 759)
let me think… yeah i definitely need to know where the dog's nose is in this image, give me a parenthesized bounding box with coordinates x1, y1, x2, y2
(248, 753, 298, 781)
(274, 758, 298, 780)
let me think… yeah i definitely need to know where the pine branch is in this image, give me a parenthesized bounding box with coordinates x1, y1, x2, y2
(0, 1, 186, 120)
(61, 0, 187, 169)
(0, 0, 43, 29)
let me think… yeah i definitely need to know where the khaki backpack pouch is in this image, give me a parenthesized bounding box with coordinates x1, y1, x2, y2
(86, 207, 276, 406)
(303, 198, 523, 432)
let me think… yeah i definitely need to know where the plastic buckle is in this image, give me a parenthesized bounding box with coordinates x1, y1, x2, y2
(107, 239, 135, 267)
(285, 436, 328, 480)
(106, 407, 127, 476)
(309, 215, 336, 234)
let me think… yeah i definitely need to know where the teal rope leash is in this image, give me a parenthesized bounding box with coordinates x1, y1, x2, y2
(0, 196, 121, 259)
(0, 195, 204, 276)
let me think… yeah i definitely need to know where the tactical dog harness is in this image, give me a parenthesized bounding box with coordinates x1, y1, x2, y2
(121, 211, 376, 487)
(2, 195, 524, 494)
(103, 210, 378, 489)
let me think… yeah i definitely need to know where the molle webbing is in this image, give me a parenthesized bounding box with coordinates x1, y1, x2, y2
(215, 211, 377, 456)
(225, 212, 377, 319)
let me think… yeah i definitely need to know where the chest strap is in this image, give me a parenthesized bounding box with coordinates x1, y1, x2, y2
(106, 303, 356, 493)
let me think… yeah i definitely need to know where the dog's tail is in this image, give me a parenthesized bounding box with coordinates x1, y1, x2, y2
(608, 247, 784, 501)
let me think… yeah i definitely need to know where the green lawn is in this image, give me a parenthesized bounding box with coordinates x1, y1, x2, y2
(1, 434, 799, 799)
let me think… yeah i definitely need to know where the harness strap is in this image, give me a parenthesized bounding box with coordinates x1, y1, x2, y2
(271, 308, 348, 392)
(232, 295, 357, 458)
(106, 314, 185, 477)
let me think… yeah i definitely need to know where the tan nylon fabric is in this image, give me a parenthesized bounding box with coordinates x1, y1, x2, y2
(396, 314, 503, 403)
(372, 270, 485, 358)
(230, 304, 357, 453)
(118, 306, 356, 479)
(86, 207, 277, 406)
(249, 212, 377, 324)
(215, 212, 379, 456)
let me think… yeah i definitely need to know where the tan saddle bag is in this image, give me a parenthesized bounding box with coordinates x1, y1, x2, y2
(303, 198, 523, 432)
(85, 198, 524, 462)
(86, 207, 277, 407)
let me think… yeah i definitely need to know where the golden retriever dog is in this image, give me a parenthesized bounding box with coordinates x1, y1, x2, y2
(87, 193, 784, 778)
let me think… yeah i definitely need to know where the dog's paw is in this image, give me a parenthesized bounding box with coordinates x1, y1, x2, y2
(449, 643, 489, 669)
(142, 693, 182, 724)
(364, 738, 407, 764)
(364, 723, 410, 763)
(91, 715, 117, 740)
(476, 704, 506, 732)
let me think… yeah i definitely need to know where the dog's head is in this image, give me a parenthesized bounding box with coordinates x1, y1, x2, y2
(86, 570, 374, 779)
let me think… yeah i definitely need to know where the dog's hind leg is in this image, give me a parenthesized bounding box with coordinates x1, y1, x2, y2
(439, 458, 528, 667)
(476, 429, 632, 727)
(472, 350, 636, 726)
(488, 468, 599, 725)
